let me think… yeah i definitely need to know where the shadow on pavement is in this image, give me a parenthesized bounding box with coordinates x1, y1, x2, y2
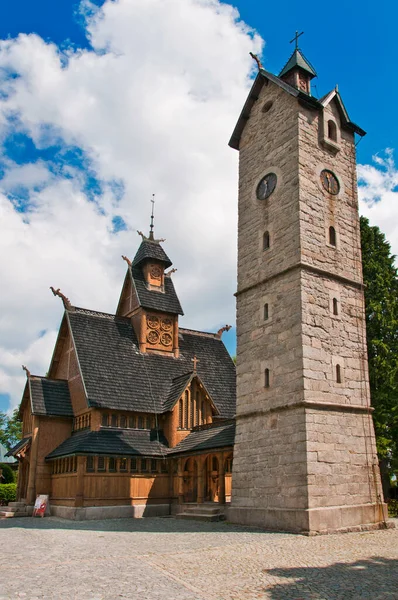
(0, 515, 278, 535)
(264, 556, 398, 600)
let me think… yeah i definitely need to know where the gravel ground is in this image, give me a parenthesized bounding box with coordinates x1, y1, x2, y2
(0, 516, 397, 599)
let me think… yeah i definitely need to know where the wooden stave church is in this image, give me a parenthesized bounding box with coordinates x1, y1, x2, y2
(9, 229, 236, 519)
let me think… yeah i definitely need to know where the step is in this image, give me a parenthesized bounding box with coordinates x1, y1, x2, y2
(0, 506, 28, 516)
(8, 502, 27, 508)
(176, 512, 225, 522)
(182, 506, 222, 515)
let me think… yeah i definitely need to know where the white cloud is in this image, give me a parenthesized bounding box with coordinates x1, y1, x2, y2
(358, 149, 398, 259)
(0, 0, 262, 412)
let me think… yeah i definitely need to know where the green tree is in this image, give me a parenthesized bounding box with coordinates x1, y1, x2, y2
(0, 409, 22, 450)
(360, 216, 398, 493)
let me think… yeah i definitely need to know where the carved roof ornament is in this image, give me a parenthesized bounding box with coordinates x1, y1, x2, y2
(249, 52, 263, 71)
(22, 365, 31, 378)
(121, 255, 132, 267)
(217, 324, 232, 338)
(165, 268, 177, 277)
(50, 286, 72, 310)
(191, 355, 200, 374)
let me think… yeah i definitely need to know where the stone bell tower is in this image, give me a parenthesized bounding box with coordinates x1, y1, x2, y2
(228, 40, 387, 534)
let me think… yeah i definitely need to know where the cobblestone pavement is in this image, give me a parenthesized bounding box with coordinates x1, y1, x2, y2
(0, 517, 397, 600)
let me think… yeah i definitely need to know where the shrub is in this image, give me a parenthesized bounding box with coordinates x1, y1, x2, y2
(388, 499, 398, 518)
(0, 463, 15, 484)
(0, 483, 17, 505)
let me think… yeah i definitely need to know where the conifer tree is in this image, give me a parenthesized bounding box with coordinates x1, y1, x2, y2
(360, 216, 398, 491)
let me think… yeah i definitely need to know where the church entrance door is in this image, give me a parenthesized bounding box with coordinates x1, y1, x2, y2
(182, 458, 197, 503)
(205, 455, 219, 502)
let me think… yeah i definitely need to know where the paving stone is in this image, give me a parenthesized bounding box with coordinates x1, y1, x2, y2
(0, 517, 397, 599)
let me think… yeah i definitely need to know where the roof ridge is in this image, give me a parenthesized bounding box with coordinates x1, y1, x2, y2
(73, 307, 130, 322)
(179, 327, 219, 338)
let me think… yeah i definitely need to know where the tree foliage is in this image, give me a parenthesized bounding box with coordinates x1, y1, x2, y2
(0, 463, 16, 484)
(0, 409, 22, 450)
(360, 216, 398, 475)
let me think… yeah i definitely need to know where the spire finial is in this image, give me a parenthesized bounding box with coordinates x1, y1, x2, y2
(290, 30, 304, 50)
(149, 194, 155, 241)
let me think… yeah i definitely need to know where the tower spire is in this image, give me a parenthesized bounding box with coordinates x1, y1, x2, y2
(149, 194, 155, 241)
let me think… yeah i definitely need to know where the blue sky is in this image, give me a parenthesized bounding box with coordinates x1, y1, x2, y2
(0, 0, 396, 414)
(0, 0, 395, 167)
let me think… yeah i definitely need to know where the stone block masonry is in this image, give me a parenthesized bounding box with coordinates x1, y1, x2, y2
(230, 69, 387, 534)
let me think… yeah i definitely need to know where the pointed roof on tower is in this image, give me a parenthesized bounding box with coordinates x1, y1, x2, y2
(131, 195, 172, 269)
(279, 48, 317, 79)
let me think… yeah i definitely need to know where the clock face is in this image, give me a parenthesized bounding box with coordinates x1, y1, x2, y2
(256, 173, 277, 200)
(320, 169, 340, 195)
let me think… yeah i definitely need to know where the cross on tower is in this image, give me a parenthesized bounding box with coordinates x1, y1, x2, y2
(290, 30, 304, 50)
(191, 355, 200, 373)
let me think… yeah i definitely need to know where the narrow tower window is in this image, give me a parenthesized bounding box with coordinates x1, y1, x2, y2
(264, 303, 269, 320)
(336, 364, 342, 384)
(329, 226, 336, 247)
(332, 297, 339, 316)
(263, 231, 270, 250)
(264, 368, 270, 388)
(328, 120, 337, 141)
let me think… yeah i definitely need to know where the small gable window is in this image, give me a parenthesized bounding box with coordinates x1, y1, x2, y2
(98, 456, 105, 472)
(130, 458, 138, 472)
(138, 416, 144, 429)
(111, 414, 118, 428)
(141, 458, 148, 473)
(109, 457, 116, 472)
(151, 459, 158, 473)
(328, 120, 337, 142)
(264, 368, 270, 388)
(329, 226, 337, 247)
(129, 416, 136, 429)
(263, 231, 270, 251)
(120, 415, 127, 428)
(336, 364, 342, 384)
(86, 456, 94, 473)
(101, 414, 108, 427)
(120, 457, 127, 472)
(332, 297, 339, 316)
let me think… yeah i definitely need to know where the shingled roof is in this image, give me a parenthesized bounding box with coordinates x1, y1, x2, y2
(67, 309, 236, 417)
(132, 240, 172, 269)
(132, 268, 183, 315)
(29, 377, 73, 417)
(169, 421, 235, 455)
(46, 428, 169, 459)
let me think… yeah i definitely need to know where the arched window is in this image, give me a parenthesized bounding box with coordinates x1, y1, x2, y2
(179, 398, 183, 429)
(184, 391, 189, 429)
(336, 364, 342, 384)
(328, 120, 337, 141)
(190, 394, 195, 428)
(264, 303, 269, 320)
(263, 231, 270, 250)
(332, 297, 339, 316)
(329, 226, 336, 247)
(196, 392, 200, 426)
(264, 368, 270, 388)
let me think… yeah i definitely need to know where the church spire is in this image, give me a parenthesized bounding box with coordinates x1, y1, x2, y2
(279, 31, 317, 95)
(149, 194, 155, 241)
